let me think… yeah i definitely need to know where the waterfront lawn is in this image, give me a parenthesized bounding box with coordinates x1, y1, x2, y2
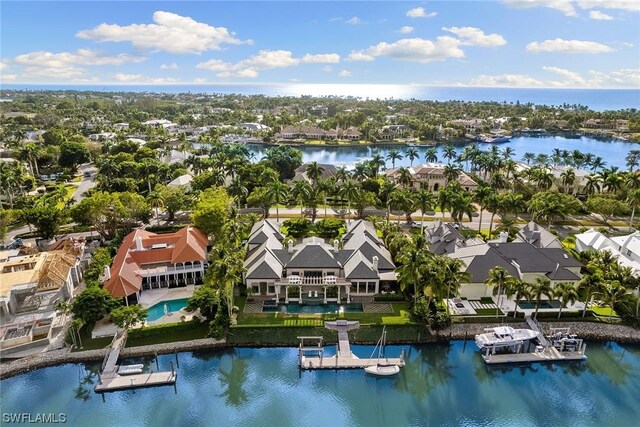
(590, 305, 619, 318)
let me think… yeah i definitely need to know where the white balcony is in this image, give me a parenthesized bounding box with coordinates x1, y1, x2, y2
(138, 264, 203, 277)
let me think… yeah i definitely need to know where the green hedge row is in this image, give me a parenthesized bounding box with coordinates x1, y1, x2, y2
(128, 319, 202, 339)
(373, 295, 406, 302)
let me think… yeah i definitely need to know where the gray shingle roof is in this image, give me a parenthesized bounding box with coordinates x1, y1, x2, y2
(286, 245, 341, 269)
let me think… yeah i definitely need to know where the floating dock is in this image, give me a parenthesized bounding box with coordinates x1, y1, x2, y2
(480, 318, 587, 365)
(94, 330, 176, 393)
(298, 320, 405, 370)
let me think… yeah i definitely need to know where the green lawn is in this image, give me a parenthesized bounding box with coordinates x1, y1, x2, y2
(590, 305, 619, 318)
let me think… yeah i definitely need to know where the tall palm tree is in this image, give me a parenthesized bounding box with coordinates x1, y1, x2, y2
(387, 149, 403, 169)
(147, 191, 165, 225)
(405, 147, 419, 167)
(438, 257, 469, 315)
(527, 277, 553, 319)
(369, 154, 386, 176)
(627, 188, 640, 231)
(317, 178, 333, 218)
(597, 281, 632, 323)
(561, 168, 576, 194)
(585, 174, 601, 195)
(522, 152, 535, 166)
(266, 181, 289, 222)
(425, 147, 438, 163)
(18, 142, 42, 176)
(305, 162, 324, 185)
(414, 189, 435, 233)
(228, 176, 249, 208)
(484, 267, 515, 318)
(473, 184, 493, 233)
(508, 280, 531, 318)
(553, 282, 579, 319)
(396, 167, 413, 188)
(291, 180, 311, 217)
(396, 241, 429, 304)
(338, 181, 360, 223)
(442, 145, 456, 164)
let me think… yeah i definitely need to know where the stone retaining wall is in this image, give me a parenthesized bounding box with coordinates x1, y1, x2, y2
(1, 322, 638, 380)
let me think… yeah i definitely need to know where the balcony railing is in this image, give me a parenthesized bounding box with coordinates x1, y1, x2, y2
(138, 264, 203, 277)
(275, 276, 350, 286)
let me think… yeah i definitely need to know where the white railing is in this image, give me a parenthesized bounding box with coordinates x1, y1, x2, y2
(138, 264, 203, 277)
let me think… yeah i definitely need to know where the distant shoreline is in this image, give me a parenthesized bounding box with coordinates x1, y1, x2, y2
(1, 321, 638, 381)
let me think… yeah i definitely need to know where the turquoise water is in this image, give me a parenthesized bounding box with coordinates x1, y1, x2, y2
(1, 341, 639, 426)
(262, 303, 364, 314)
(247, 136, 640, 170)
(518, 300, 562, 310)
(146, 298, 189, 321)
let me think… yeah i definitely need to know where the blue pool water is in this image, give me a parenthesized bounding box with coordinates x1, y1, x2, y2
(262, 303, 364, 314)
(146, 298, 189, 321)
(518, 300, 562, 309)
(1, 341, 639, 426)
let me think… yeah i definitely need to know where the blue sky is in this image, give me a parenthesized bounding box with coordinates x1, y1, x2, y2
(1, 1, 639, 88)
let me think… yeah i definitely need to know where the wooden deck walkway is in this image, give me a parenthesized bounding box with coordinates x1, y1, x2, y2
(94, 330, 176, 393)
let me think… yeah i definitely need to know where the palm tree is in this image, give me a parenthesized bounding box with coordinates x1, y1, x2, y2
(18, 142, 41, 176)
(585, 174, 601, 195)
(338, 181, 360, 223)
(527, 277, 553, 319)
(508, 280, 531, 319)
(502, 147, 515, 161)
(597, 282, 632, 322)
(317, 178, 333, 218)
(442, 145, 456, 164)
(443, 164, 461, 186)
(305, 162, 324, 185)
(386, 149, 403, 169)
(522, 152, 536, 166)
(553, 282, 579, 319)
(405, 147, 419, 167)
(627, 188, 640, 231)
(438, 257, 469, 315)
(484, 267, 515, 318)
(396, 241, 429, 303)
(561, 168, 576, 194)
(147, 191, 165, 225)
(228, 176, 248, 208)
(396, 167, 413, 188)
(266, 181, 289, 222)
(289, 180, 310, 216)
(369, 154, 386, 176)
(414, 189, 435, 233)
(425, 147, 438, 163)
(473, 184, 493, 233)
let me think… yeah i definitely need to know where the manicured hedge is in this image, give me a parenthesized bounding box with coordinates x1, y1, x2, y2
(128, 319, 203, 339)
(374, 295, 406, 302)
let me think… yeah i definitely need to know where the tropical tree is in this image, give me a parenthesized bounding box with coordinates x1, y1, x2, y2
(338, 181, 360, 223)
(473, 183, 494, 233)
(561, 168, 576, 194)
(626, 188, 640, 231)
(386, 149, 403, 168)
(527, 277, 554, 319)
(425, 147, 438, 163)
(146, 191, 165, 225)
(265, 180, 289, 222)
(305, 161, 324, 185)
(291, 180, 311, 217)
(442, 145, 456, 164)
(597, 282, 633, 322)
(396, 241, 429, 304)
(405, 147, 419, 167)
(110, 305, 149, 329)
(437, 257, 469, 316)
(414, 189, 435, 233)
(553, 282, 579, 319)
(484, 267, 515, 318)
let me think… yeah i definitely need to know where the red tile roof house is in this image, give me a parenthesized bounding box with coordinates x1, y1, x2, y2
(103, 227, 208, 305)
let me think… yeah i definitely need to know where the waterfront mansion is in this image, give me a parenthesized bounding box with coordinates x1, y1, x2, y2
(426, 220, 583, 299)
(243, 220, 396, 303)
(386, 164, 478, 192)
(103, 226, 208, 305)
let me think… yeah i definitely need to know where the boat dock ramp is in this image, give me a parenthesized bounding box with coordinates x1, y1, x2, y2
(298, 320, 405, 370)
(94, 330, 177, 393)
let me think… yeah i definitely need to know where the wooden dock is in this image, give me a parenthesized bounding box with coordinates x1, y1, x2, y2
(299, 320, 405, 371)
(94, 330, 176, 393)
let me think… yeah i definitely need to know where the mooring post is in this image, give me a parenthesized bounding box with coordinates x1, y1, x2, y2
(175, 350, 179, 368)
(155, 351, 159, 370)
(170, 360, 175, 375)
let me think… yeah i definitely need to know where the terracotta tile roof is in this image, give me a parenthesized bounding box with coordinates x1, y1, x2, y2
(104, 227, 208, 298)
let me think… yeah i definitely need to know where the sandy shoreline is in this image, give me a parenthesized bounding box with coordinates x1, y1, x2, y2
(1, 322, 638, 380)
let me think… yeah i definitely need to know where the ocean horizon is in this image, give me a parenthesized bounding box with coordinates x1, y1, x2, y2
(2, 84, 638, 111)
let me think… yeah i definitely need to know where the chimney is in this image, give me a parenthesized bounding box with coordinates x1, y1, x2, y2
(103, 265, 111, 280)
(288, 239, 294, 253)
(135, 235, 143, 251)
(372, 256, 379, 272)
(333, 239, 339, 253)
(499, 232, 508, 243)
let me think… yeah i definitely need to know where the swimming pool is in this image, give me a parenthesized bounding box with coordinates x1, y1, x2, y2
(517, 300, 561, 309)
(262, 303, 364, 314)
(146, 298, 189, 321)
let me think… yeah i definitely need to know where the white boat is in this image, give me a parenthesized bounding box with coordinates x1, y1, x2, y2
(475, 326, 539, 349)
(364, 326, 401, 376)
(365, 364, 401, 376)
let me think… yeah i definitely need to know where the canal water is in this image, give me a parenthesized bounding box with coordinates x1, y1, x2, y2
(246, 136, 639, 170)
(1, 341, 638, 426)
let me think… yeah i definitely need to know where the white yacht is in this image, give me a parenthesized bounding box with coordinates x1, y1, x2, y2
(475, 326, 539, 349)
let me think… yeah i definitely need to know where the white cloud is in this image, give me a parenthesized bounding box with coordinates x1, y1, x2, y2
(502, 1, 577, 16)
(542, 66, 585, 84)
(193, 78, 207, 83)
(338, 70, 352, 77)
(0, 62, 7, 71)
(406, 7, 437, 18)
(23, 66, 86, 79)
(467, 73, 545, 87)
(76, 11, 252, 54)
(1, 74, 17, 81)
(588, 10, 614, 19)
(577, 1, 640, 12)
(196, 50, 339, 78)
(463, 67, 640, 88)
(160, 63, 179, 70)
(114, 73, 178, 84)
(348, 37, 465, 63)
(526, 38, 613, 53)
(398, 26, 415, 34)
(346, 16, 361, 25)
(442, 27, 507, 47)
(14, 49, 144, 67)
(301, 53, 340, 63)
